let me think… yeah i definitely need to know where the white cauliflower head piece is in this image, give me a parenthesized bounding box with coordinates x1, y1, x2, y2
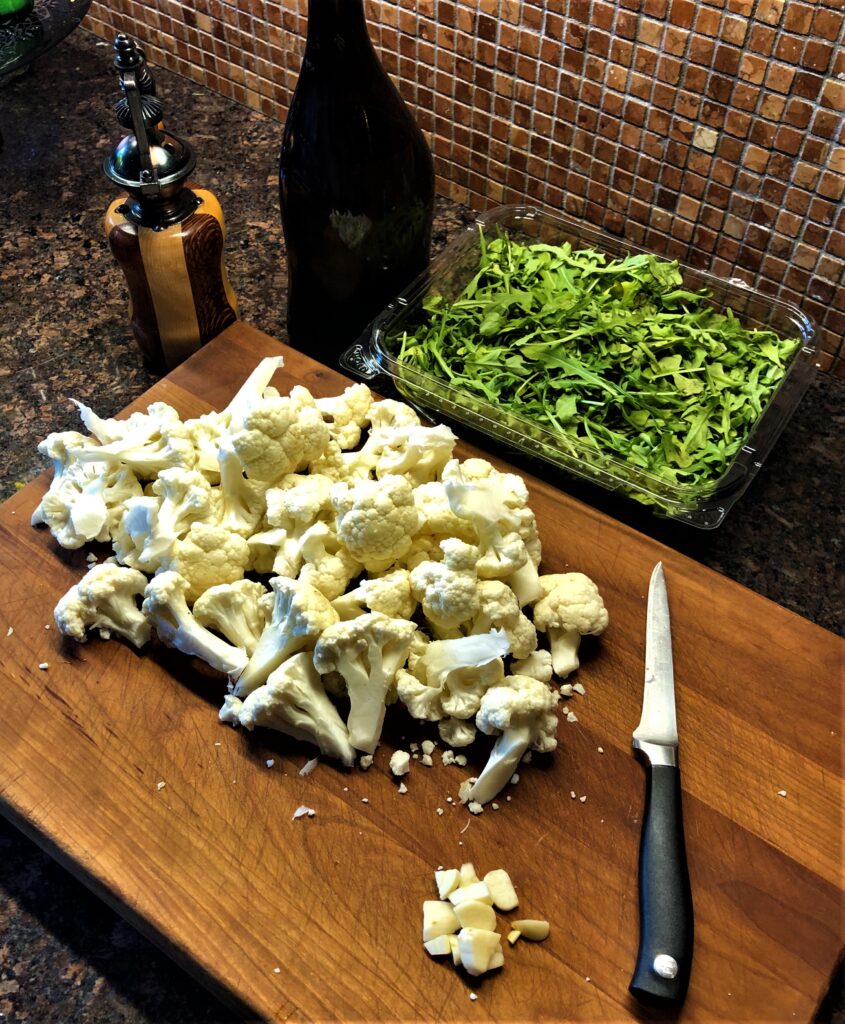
(313, 612, 417, 754)
(533, 572, 609, 678)
(332, 474, 419, 573)
(233, 576, 339, 698)
(54, 563, 151, 648)
(466, 674, 560, 805)
(229, 652, 355, 766)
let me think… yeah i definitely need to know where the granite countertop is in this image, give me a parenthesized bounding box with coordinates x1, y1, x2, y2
(0, 29, 842, 1024)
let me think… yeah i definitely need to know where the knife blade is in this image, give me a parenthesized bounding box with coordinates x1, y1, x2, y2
(629, 562, 694, 1006)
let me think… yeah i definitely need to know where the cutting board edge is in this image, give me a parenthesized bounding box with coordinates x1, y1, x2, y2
(0, 793, 268, 1023)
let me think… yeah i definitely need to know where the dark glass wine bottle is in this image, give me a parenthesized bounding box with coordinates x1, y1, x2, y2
(279, 0, 435, 368)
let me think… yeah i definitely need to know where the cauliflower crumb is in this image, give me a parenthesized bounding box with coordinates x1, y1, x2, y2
(362, 797, 369, 804)
(6, 627, 13, 637)
(299, 757, 320, 776)
(458, 779, 475, 803)
(420, 754, 433, 767)
(421, 739, 436, 756)
(273, 967, 281, 974)
(38, 662, 49, 671)
(446, 796, 453, 803)
(566, 710, 578, 723)
(455, 754, 467, 767)
(579, 795, 587, 803)
(441, 749, 456, 766)
(505, 795, 511, 802)
(410, 742, 419, 752)
(522, 751, 533, 764)
(156, 781, 166, 791)
(597, 746, 604, 754)
(468, 801, 484, 815)
(359, 754, 374, 771)
(292, 805, 316, 819)
(44, 623, 51, 630)
(398, 782, 408, 794)
(491, 802, 500, 810)
(510, 773, 519, 785)
(570, 791, 577, 799)
(777, 789, 787, 797)
(436, 807, 444, 816)
(560, 683, 574, 697)
(265, 759, 275, 769)
(213, 741, 221, 747)
(390, 750, 411, 776)
(469, 993, 478, 1001)
(573, 682, 586, 695)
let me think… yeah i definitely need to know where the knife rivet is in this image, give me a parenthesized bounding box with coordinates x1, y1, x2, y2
(653, 954, 678, 979)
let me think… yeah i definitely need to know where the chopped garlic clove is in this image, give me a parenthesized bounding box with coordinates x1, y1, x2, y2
(507, 929, 521, 945)
(454, 899, 497, 932)
(423, 935, 453, 957)
(423, 900, 460, 941)
(510, 919, 549, 941)
(448, 881, 493, 906)
(456, 927, 503, 976)
(459, 862, 480, 886)
(483, 869, 519, 912)
(435, 868, 461, 900)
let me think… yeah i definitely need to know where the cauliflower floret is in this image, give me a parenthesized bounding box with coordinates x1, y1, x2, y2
(192, 579, 272, 656)
(367, 398, 420, 433)
(533, 572, 609, 678)
(332, 474, 419, 573)
(315, 384, 373, 450)
(70, 419, 198, 478)
(466, 580, 537, 660)
(511, 649, 554, 684)
(142, 571, 248, 676)
(259, 473, 335, 576)
(409, 538, 480, 634)
(54, 563, 151, 648)
(441, 459, 535, 583)
(332, 569, 416, 621)
(395, 629, 509, 723)
(33, 431, 142, 549)
(465, 674, 560, 805)
(71, 399, 182, 446)
(141, 467, 218, 566)
(313, 612, 417, 753)
(226, 652, 355, 766)
(229, 391, 330, 482)
(437, 716, 478, 748)
(358, 423, 457, 485)
(111, 496, 160, 569)
(233, 576, 339, 698)
(401, 534, 445, 571)
(159, 522, 250, 603)
(413, 482, 477, 543)
(215, 439, 267, 537)
(297, 521, 362, 601)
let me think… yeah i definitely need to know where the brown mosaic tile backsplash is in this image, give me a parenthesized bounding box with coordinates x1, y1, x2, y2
(85, 0, 845, 375)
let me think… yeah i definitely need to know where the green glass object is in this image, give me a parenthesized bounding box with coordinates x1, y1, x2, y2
(0, 0, 33, 16)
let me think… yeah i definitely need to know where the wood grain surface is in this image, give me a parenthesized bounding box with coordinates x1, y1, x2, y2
(0, 322, 842, 1024)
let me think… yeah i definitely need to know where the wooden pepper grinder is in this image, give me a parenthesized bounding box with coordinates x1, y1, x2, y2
(103, 34, 239, 371)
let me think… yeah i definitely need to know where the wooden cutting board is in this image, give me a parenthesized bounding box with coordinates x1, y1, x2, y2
(0, 322, 842, 1023)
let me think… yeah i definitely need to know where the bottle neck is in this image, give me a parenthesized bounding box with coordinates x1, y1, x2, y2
(304, 0, 373, 55)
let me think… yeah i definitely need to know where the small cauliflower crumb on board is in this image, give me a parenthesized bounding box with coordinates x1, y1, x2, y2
(299, 757, 319, 776)
(292, 805, 316, 819)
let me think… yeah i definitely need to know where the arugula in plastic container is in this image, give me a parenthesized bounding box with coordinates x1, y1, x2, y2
(394, 232, 801, 501)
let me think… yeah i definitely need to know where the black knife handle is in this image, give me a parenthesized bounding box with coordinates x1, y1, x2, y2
(629, 762, 694, 1006)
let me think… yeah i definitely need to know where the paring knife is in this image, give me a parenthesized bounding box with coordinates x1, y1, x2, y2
(629, 561, 694, 1006)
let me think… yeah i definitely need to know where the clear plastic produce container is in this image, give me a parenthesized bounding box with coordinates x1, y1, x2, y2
(341, 205, 817, 529)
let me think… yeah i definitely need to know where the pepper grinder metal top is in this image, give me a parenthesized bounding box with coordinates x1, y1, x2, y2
(104, 34, 199, 228)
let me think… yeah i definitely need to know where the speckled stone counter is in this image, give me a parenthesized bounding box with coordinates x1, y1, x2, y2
(0, 29, 842, 1024)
